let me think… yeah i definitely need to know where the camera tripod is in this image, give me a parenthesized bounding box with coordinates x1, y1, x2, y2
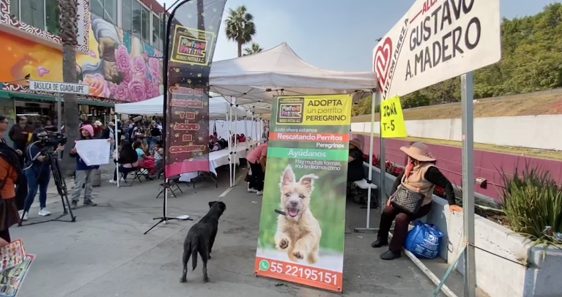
(19, 152, 77, 226)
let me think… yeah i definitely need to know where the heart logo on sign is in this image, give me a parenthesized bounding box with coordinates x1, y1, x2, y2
(374, 37, 393, 89)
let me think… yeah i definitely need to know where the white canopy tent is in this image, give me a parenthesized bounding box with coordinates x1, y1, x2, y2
(114, 95, 250, 119)
(208, 42, 377, 187)
(113, 96, 261, 188)
(209, 42, 377, 114)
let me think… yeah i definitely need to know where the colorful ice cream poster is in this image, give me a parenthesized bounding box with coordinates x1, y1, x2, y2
(255, 95, 352, 293)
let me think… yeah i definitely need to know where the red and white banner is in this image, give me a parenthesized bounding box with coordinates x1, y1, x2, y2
(373, 0, 501, 99)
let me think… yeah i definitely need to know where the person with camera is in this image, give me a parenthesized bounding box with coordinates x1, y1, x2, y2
(21, 129, 64, 220)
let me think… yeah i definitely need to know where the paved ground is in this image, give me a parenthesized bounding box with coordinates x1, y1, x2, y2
(12, 166, 446, 297)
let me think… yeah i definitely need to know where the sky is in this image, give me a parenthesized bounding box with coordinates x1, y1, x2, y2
(159, 0, 561, 72)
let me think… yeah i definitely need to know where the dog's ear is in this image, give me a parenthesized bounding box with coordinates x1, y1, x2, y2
(299, 174, 318, 192)
(209, 201, 217, 208)
(281, 165, 295, 186)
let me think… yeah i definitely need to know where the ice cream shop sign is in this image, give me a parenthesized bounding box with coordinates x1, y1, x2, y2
(29, 81, 90, 95)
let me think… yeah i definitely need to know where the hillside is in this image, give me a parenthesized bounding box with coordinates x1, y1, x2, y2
(352, 88, 562, 122)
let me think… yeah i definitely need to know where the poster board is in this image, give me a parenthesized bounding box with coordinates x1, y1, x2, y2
(255, 95, 352, 293)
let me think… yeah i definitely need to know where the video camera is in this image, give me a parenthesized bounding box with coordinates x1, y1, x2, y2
(37, 129, 67, 150)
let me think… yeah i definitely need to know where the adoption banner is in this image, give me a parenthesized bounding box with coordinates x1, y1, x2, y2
(164, 0, 226, 177)
(255, 95, 351, 293)
(373, 0, 501, 99)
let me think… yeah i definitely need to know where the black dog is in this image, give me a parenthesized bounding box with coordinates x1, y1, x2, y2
(180, 201, 226, 283)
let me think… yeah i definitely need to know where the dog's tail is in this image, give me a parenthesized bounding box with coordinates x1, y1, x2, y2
(191, 236, 198, 271)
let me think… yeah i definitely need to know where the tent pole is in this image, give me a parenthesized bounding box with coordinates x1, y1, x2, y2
(228, 101, 233, 187)
(115, 113, 120, 188)
(233, 98, 238, 185)
(461, 72, 476, 297)
(354, 91, 378, 233)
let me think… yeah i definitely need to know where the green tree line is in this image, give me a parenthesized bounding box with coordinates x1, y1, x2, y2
(354, 3, 562, 114)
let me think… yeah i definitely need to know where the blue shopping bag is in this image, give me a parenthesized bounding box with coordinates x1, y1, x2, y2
(405, 221, 444, 259)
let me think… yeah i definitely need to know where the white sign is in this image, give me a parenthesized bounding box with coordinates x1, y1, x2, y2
(29, 81, 90, 95)
(373, 0, 501, 99)
(75, 139, 110, 166)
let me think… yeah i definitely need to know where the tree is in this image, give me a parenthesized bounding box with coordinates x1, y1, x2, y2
(59, 0, 79, 175)
(225, 6, 256, 57)
(243, 42, 263, 56)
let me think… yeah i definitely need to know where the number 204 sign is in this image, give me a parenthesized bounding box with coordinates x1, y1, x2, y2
(381, 96, 408, 138)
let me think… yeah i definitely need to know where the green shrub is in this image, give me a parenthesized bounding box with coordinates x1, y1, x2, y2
(501, 167, 562, 244)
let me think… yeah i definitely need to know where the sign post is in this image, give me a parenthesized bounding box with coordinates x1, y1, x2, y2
(372, 1, 501, 295)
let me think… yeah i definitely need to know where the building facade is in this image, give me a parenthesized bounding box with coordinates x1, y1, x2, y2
(0, 0, 164, 126)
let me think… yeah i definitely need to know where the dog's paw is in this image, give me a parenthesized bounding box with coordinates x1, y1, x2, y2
(278, 239, 289, 250)
(180, 276, 187, 283)
(292, 250, 304, 260)
(204, 276, 210, 283)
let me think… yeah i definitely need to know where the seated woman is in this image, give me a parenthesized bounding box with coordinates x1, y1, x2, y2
(347, 137, 366, 200)
(135, 140, 155, 178)
(110, 141, 138, 183)
(372, 142, 462, 260)
(152, 141, 165, 178)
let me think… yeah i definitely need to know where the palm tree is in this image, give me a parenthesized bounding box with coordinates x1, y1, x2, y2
(225, 6, 256, 57)
(243, 43, 263, 56)
(59, 0, 80, 175)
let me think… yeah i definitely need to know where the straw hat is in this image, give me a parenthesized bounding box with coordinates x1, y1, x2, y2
(350, 137, 363, 149)
(400, 142, 436, 162)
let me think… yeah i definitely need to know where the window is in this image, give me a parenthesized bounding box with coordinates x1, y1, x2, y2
(132, 0, 142, 36)
(152, 14, 162, 50)
(122, 0, 133, 32)
(45, 0, 60, 36)
(90, 0, 117, 24)
(10, 0, 60, 35)
(124, 1, 162, 48)
(21, 0, 45, 30)
(141, 7, 149, 42)
(10, 0, 19, 19)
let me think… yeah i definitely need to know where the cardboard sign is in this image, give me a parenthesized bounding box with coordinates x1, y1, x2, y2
(381, 96, 407, 138)
(255, 95, 351, 293)
(373, 0, 501, 99)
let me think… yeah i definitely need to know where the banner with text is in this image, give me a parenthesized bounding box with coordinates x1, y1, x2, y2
(164, 0, 226, 177)
(255, 95, 351, 293)
(381, 96, 407, 138)
(373, 0, 501, 99)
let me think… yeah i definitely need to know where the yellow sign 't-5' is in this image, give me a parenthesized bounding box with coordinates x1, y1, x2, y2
(381, 96, 407, 138)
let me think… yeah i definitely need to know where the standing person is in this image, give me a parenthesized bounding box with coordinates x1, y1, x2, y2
(69, 125, 99, 208)
(148, 121, 161, 153)
(371, 142, 462, 260)
(246, 142, 268, 196)
(8, 116, 31, 154)
(0, 115, 26, 245)
(21, 129, 64, 220)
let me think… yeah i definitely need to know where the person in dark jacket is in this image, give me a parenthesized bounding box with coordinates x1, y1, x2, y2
(348, 137, 365, 182)
(8, 116, 31, 154)
(0, 115, 25, 246)
(21, 129, 64, 220)
(371, 142, 462, 260)
(109, 141, 138, 183)
(69, 125, 99, 208)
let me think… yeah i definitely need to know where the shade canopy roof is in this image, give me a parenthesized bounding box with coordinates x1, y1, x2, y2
(209, 43, 377, 114)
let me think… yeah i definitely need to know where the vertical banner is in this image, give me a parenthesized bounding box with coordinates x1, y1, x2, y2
(164, 0, 226, 177)
(255, 95, 352, 293)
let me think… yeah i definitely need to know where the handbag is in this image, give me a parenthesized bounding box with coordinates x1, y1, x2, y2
(390, 185, 424, 215)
